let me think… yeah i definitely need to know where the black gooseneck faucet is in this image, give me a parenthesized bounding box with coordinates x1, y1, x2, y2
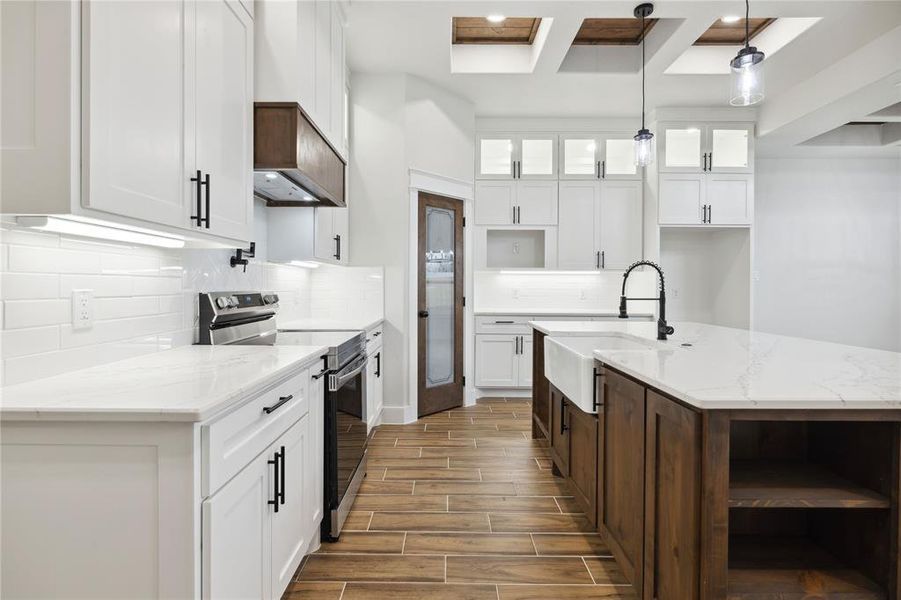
(618, 260, 675, 341)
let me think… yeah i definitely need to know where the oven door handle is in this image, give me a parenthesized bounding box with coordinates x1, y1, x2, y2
(329, 355, 368, 392)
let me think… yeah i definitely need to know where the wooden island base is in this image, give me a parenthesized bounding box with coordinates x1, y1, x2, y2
(531, 329, 900, 600)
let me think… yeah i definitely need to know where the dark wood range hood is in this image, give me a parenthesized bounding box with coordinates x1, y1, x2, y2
(253, 102, 346, 208)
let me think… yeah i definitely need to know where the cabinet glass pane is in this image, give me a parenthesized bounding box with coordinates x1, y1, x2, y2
(425, 207, 455, 388)
(605, 139, 638, 175)
(564, 139, 596, 175)
(711, 128, 749, 169)
(480, 139, 513, 175)
(665, 128, 702, 168)
(521, 139, 554, 175)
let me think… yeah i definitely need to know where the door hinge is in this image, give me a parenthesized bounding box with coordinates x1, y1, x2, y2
(462, 216, 466, 227)
(462, 296, 466, 306)
(462, 376, 466, 386)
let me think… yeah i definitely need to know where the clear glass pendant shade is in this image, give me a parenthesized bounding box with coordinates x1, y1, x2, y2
(730, 47, 765, 106)
(633, 129, 655, 167)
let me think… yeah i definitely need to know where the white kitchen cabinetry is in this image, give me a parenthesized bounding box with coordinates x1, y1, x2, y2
(559, 133, 641, 180)
(475, 335, 520, 387)
(476, 134, 557, 180)
(474, 181, 557, 226)
(0, 362, 324, 600)
(659, 173, 753, 226)
(558, 180, 642, 270)
(315, 206, 349, 264)
(1, 0, 254, 245)
(475, 226, 558, 270)
(268, 204, 349, 266)
(659, 123, 754, 174)
(365, 324, 384, 430)
(255, 0, 347, 157)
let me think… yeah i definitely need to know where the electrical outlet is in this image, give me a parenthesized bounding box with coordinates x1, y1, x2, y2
(580, 289, 587, 300)
(512, 289, 519, 300)
(72, 289, 93, 330)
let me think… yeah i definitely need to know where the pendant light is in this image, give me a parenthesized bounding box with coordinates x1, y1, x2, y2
(729, 0, 766, 106)
(633, 3, 654, 167)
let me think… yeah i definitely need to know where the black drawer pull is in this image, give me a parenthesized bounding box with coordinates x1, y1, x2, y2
(263, 394, 293, 414)
(494, 320, 515, 324)
(279, 445, 286, 505)
(267, 450, 280, 513)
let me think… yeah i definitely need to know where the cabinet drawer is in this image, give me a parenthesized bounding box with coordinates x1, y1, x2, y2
(365, 324, 384, 355)
(475, 316, 534, 334)
(203, 367, 310, 497)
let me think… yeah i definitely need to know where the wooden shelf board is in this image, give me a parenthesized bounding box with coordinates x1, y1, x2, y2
(729, 461, 890, 509)
(729, 536, 886, 599)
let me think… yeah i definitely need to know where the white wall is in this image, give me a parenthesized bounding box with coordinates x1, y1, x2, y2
(349, 73, 474, 420)
(754, 157, 901, 351)
(0, 219, 383, 386)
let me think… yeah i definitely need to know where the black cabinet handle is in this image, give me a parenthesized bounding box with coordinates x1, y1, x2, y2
(202, 173, 210, 228)
(592, 368, 605, 411)
(702, 153, 708, 172)
(263, 394, 293, 414)
(494, 320, 514, 324)
(601, 160, 606, 179)
(190, 170, 202, 226)
(373, 331, 382, 337)
(596, 161, 600, 179)
(560, 397, 568, 434)
(312, 368, 328, 380)
(267, 451, 280, 513)
(708, 152, 712, 171)
(601, 251, 605, 269)
(512, 205, 516, 223)
(596, 251, 600, 269)
(708, 204, 712, 224)
(333, 234, 341, 260)
(279, 445, 286, 505)
(376, 352, 381, 377)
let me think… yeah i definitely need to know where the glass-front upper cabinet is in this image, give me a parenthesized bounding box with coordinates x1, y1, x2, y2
(659, 123, 754, 174)
(559, 134, 640, 180)
(477, 134, 557, 180)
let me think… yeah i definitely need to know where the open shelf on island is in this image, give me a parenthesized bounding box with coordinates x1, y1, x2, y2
(728, 535, 886, 599)
(730, 460, 890, 509)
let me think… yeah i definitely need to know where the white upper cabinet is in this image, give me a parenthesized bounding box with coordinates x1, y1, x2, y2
(706, 174, 753, 225)
(474, 181, 557, 226)
(195, 0, 254, 241)
(560, 133, 640, 180)
(659, 174, 705, 225)
(659, 122, 754, 174)
(477, 134, 557, 180)
(557, 181, 600, 270)
(82, 0, 191, 230)
(659, 173, 752, 226)
(1, 0, 255, 245)
(255, 0, 347, 157)
(475, 181, 516, 225)
(598, 180, 643, 269)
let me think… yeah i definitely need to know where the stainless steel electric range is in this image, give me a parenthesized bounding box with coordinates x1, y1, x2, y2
(198, 291, 369, 542)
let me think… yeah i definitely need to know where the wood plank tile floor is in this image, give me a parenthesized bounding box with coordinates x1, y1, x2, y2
(284, 397, 635, 600)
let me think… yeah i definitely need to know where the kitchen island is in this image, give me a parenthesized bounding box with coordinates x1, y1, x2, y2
(530, 320, 901, 600)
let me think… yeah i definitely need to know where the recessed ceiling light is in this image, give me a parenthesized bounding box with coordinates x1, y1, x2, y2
(721, 15, 741, 23)
(486, 14, 506, 24)
(264, 172, 278, 180)
(302, 195, 314, 201)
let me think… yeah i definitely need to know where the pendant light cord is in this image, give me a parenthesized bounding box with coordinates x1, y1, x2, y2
(640, 11, 646, 129)
(744, 0, 750, 48)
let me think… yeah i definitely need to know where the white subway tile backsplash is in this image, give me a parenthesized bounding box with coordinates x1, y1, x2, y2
(4, 299, 70, 329)
(8, 245, 102, 274)
(2, 226, 384, 386)
(1, 326, 59, 359)
(0, 273, 59, 300)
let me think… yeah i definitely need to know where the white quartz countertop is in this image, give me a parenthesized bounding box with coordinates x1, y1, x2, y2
(532, 321, 901, 410)
(0, 345, 327, 422)
(475, 309, 653, 317)
(279, 317, 384, 332)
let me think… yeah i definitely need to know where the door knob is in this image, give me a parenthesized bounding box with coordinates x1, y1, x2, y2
(418, 310, 430, 318)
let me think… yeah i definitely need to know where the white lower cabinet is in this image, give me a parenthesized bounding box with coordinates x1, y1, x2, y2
(659, 173, 752, 226)
(202, 447, 272, 600)
(474, 334, 531, 388)
(558, 180, 642, 270)
(365, 326, 384, 430)
(270, 417, 310, 597)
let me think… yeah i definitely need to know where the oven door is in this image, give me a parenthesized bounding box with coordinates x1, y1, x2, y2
(324, 353, 368, 541)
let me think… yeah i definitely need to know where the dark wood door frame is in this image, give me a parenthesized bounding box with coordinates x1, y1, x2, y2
(417, 191, 465, 417)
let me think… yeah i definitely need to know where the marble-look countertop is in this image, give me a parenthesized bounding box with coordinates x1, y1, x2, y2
(278, 317, 384, 332)
(476, 309, 654, 317)
(532, 321, 901, 410)
(0, 345, 327, 422)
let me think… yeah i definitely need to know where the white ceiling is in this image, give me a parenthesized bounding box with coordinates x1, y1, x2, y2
(346, 0, 901, 153)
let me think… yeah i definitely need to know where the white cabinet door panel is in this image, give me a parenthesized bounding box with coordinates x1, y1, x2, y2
(518, 336, 533, 388)
(558, 181, 599, 270)
(195, 0, 253, 241)
(475, 335, 518, 387)
(271, 417, 309, 599)
(307, 373, 325, 539)
(659, 174, 704, 225)
(516, 181, 558, 225)
(560, 136, 600, 180)
(83, 0, 190, 229)
(708, 124, 754, 173)
(707, 174, 753, 225)
(477, 135, 515, 179)
(202, 451, 271, 600)
(475, 181, 515, 225)
(519, 136, 557, 179)
(599, 180, 642, 269)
